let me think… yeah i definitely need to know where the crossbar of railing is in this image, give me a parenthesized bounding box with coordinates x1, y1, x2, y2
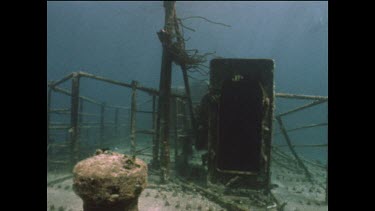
(136, 110, 155, 114)
(274, 122, 328, 135)
(276, 93, 328, 101)
(277, 99, 328, 118)
(50, 108, 70, 113)
(78, 71, 186, 99)
(49, 110, 100, 117)
(49, 85, 102, 105)
(273, 144, 328, 148)
(49, 85, 130, 111)
(48, 73, 74, 87)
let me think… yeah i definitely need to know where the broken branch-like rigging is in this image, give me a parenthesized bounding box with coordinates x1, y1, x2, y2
(179, 16, 231, 28)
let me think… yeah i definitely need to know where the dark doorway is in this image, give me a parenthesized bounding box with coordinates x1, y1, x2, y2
(217, 79, 263, 172)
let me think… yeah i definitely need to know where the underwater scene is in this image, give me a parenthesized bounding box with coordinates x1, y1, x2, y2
(47, 1, 328, 211)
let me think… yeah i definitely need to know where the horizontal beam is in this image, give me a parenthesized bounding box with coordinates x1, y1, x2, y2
(49, 73, 74, 87)
(79, 71, 161, 96)
(78, 71, 186, 99)
(272, 147, 327, 169)
(49, 111, 100, 117)
(274, 122, 328, 135)
(273, 143, 328, 148)
(78, 71, 132, 87)
(50, 108, 70, 113)
(49, 85, 129, 110)
(106, 104, 129, 110)
(49, 125, 104, 130)
(277, 99, 328, 117)
(49, 85, 102, 105)
(276, 92, 328, 101)
(136, 110, 155, 114)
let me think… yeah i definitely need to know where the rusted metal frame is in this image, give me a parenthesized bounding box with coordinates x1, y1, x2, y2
(171, 1, 194, 119)
(47, 87, 52, 151)
(151, 95, 159, 168)
(50, 71, 184, 100)
(277, 99, 328, 118)
(173, 97, 179, 161)
(105, 104, 129, 110)
(130, 81, 138, 158)
(325, 113, 328, 204)
(99, 102, 106, 147)
(78, 112, 100, 117)
(272, 146, 326, 169)
(49, 126, 70, 130)
(49, 108, 70, 113)
(49, 72, 74, 87)
(49, 110, 99, 117)
(50, 85, 130, 111)
(79, 71, 155, 95)
(80, 126, 100, 129)
(271, 145, 295, 161)
(136, 110, 155, 114)
(78, 71, 132, 87)
(276, 92, 328, 101)
(274, 122, 328, 135)
(78, 99, 84, 142)
(276, 116, 314, 184)
(273, 143, 328, 148)
(50, 122, 118, 127)
(49, 125, 100, 130)
(70, 73, 80, 166)
(49, 85, 102, 106)
(180, 99, 190, 165)
(157, 1, 175, 183)
(271, 156, 299, 172)
(325, 164, 328, 204)
(181, 65, 198, 141)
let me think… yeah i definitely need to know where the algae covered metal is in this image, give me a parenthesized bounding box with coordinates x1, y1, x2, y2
(207, 58, 275, 189)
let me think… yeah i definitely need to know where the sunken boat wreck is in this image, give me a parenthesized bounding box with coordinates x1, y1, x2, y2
(47, 2, 328, 211)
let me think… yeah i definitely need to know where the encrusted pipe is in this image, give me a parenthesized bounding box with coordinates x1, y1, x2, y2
(73, 151, 147, 211)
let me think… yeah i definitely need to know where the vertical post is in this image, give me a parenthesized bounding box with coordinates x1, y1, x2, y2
(79, 99, 84, 124)
(151, 95, 159, 167)
(325, 114, 328, 204)
(276, 116, 313, 183)
(130, 80, 138, 158)
(156, 1, 176, 183)
(114, 108, 119, 137)
(79, 99, 84, 141)
(174, 97, 179, 161)
(47, 85, 53, 172)
(181, 99, 191, 165)
(47, 86, 52, 150)
(325, 164, 328, 204)
(70, 73, 80, 166)
(100, 102, 106, 147)
(181, 65, 198, 140)
(172, 1, 196, 138)
(130, 81, 138, 158)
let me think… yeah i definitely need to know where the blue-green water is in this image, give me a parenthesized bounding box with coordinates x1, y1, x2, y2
(47, 1, 328, 175)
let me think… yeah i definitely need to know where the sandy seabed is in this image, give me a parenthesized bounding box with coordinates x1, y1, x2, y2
(47, 148, 327, 211)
